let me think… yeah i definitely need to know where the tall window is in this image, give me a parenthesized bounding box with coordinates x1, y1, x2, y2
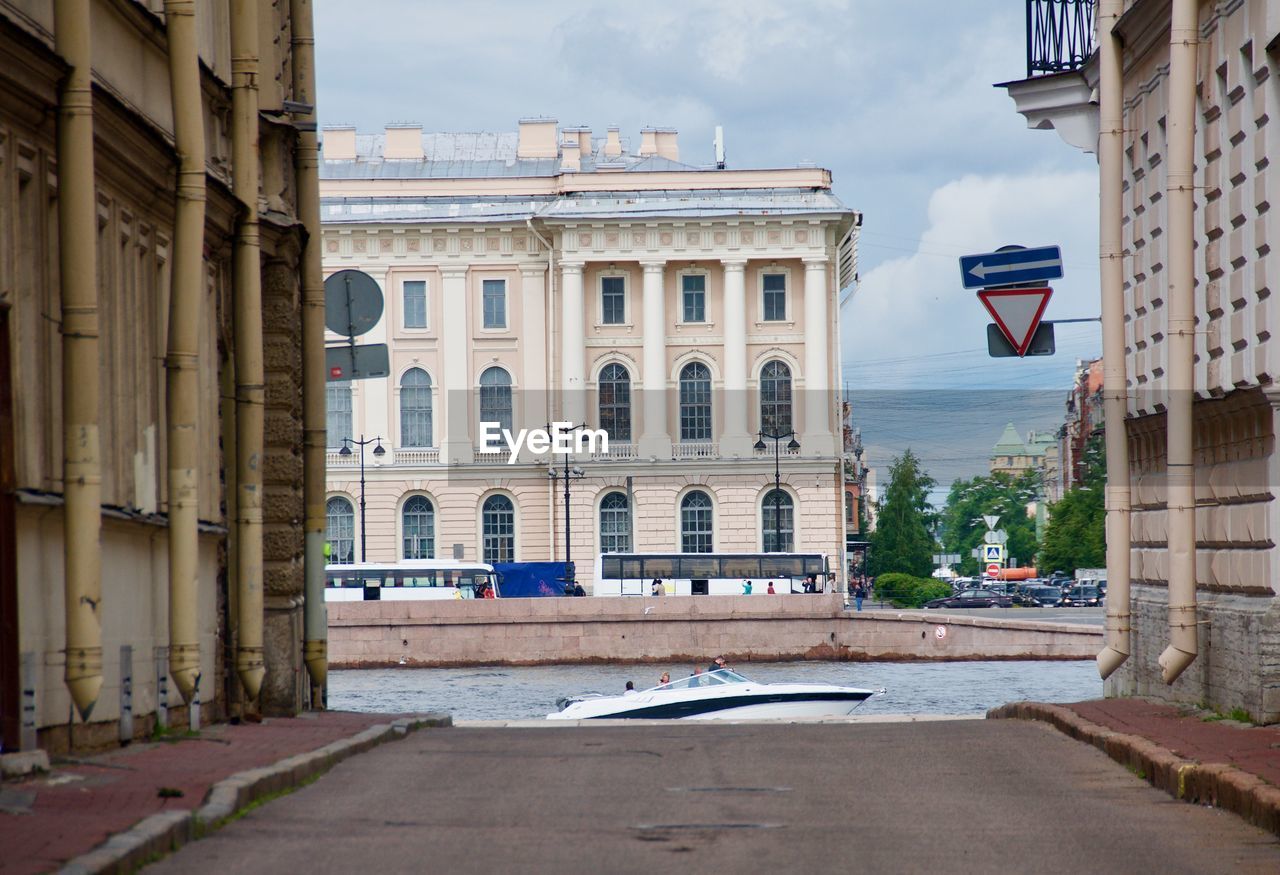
(482, 494, 515, 563)
(601, 275, 625, 324)
(599, 491, 631, 554)
(400, 368, 433, 447)
(845, 491, 855, 524)
(681, 490, 714, 553)
(598, 363, 631, 441)
(404, 280, 427, 328)
(679, 362, 712, 441)
(479, 367, 513, 433)
(762, 489, 794, 552)
(763, 273, 787, 321)
(483, 278, 506, 329)
(760, 361, 793, 434)
(681, 273, 706, 322)
(402, 495, 435, 559)
(327, 380, 352, 449)
(326, 497, 355, 563)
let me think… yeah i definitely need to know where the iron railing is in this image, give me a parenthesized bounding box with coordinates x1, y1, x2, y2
(1026, 0, 1096, 78)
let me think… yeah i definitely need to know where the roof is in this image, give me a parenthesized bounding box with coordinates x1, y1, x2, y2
(992, 423, 1027, 455)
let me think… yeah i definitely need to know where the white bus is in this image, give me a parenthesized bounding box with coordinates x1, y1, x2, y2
(324, 560, 501, 601)
(593, 553, 830, 596)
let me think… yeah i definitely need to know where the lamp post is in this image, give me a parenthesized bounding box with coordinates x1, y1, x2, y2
(754, 428, 800, 552)
(338, 434, 384, 563)
(547, 423, 587, 588)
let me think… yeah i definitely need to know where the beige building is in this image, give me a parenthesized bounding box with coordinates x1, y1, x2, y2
(321, 120, 859, 591)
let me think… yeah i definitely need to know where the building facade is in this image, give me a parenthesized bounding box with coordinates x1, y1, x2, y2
(320, 120, 859, 591)
(989, 422, 1061, 494)
(1057, 357, 1105, 495)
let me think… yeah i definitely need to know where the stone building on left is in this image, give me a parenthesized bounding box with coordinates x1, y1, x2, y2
(0, 0, 327, 754)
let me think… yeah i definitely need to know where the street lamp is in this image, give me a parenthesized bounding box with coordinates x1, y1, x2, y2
(547, 423, 588, 589)
(338, 434, 385, 563)
(754, 428, 800, 552)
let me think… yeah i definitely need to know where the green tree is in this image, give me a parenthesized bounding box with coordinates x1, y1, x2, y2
(869, 449, 936, 577)
(1039, 434, 1106, 574)
(939, 469, 1042, 575)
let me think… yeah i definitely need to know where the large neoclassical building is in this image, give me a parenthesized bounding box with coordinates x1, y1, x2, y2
(321, 119, 859, 590)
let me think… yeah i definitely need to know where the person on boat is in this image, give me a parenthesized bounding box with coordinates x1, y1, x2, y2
(651, 578, 666, 596)
(742, 579, 753, 595)
(689, 667, 704, 687)
(708, 655, 728, 673)
(658, 672, 670, 686)
(767, 581, 776, 595)
(624, 681, 636, 695)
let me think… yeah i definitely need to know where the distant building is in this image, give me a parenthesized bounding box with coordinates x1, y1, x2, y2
(1057, 358, 1104, 494)
(989, 423, 1060, 499)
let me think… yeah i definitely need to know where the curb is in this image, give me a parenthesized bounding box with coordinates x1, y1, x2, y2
(987, 702, 1280, 838)
(56, 713, 451, 875)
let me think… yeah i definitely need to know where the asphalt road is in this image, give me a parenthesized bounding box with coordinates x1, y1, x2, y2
(149, 720, 1280, 874)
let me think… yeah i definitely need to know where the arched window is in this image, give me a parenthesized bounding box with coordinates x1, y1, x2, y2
(326, 380, 352, 449)
(760, 360, 792, 435)
(479, 367, 513, 434)
(400, 368, 433, 448)
(599, 491, 631, 554)
(402, 495, 435, 559)
(762, 489, 794, 552)
(326, 497, 355, 564)
(598, 364, 631, 442)
(680, 490, 713, 553)
(679, 362, 712, 442)
(482, 494, 515, 563)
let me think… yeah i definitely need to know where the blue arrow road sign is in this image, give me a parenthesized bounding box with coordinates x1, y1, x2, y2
(959, 245, 1063, 289)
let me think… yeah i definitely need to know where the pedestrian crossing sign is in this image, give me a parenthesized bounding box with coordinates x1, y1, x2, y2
(983, 544, 1004, 563)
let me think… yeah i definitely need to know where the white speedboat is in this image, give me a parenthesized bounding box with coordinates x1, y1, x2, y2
(547, 668, 880, 721)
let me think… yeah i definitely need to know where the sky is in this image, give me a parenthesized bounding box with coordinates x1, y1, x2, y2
(314, 0, 1103, 502)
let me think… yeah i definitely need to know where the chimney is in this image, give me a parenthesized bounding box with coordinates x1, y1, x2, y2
(604, 126, 622, 158)
(384, 124, 423, 160)
(517, 117, 559, 158)
(322, 125, 356, 160)
(654, 128, 679, 162)
(564, 126, 592, 157)
(560, 137, 581, 172)
(638, 127, 658, 157)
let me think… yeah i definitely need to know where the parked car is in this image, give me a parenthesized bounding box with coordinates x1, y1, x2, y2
(1024, 584, 1066, 607)
(923, 588, 1013, 609)
(1062, 584, 1104, 607)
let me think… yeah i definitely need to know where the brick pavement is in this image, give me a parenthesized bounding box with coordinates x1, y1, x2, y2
(0, 711, 391, 875)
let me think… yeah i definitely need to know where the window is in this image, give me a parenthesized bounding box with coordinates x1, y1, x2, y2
(482, 278, 506, 329)
(400, 368, 433, 447)
(598, 363, 631, 441)
(599, 491, 631, 553)
(680, 490, 714, 553)
(845, 492, 854, 524)
(404, 280, 427, 329)
(482, 494, 515, 563)
(763, 273, 786, 321)
(760, 360, 793, 434)
(479, 367, 513, 434)
(601, 275, 625, 324)
(679, 362, 712, 441)
(402, 495, 435, 559)
(326, 380, 352, 449)
(681, 273, 706, 322)
(326, 497, 355, 563)
(762, 489, 794, 552)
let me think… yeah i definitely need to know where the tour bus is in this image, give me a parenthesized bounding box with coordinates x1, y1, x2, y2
(324, 560, 501, 601)
(592, 553, 830, 596)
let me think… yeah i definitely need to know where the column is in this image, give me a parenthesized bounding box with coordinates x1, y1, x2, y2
(802, 257, 835, 455)
(440, 266, 472, 463)
(560, 261, 586, 426)
(638, 261, 671, 458)
(720, 258, 751, 456)
(520, 265, 550, 461)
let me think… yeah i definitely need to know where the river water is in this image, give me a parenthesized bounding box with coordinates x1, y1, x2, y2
(329, 660, 1103, 721)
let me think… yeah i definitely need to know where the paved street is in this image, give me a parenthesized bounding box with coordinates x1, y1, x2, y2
(149, 720, 1280, 874)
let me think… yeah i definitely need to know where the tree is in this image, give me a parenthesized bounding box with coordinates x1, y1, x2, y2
(869, 449, 936, 577)
(939, 469, 1041, 576)
(1039, 434, 1106, 574)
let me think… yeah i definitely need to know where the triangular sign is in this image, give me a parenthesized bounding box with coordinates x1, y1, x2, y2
(977, 286, 1053, 356)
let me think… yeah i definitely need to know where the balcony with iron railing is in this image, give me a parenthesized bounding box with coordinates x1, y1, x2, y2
(1025, 0, 1095, 78)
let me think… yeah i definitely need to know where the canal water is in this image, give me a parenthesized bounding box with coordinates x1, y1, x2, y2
(329, 660, 1103, 721)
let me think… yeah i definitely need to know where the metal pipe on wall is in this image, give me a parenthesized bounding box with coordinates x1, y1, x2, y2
(1095, 0, 1133, 681)
(231, 0, 265, 700)
(163, 0, 206, 708)
(1159, 0, 1200, 685)
(55, 0, 103, 722)
(290, 0, 327, 705)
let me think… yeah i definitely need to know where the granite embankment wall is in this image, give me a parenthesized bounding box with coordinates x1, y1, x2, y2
(328, 595, 1102, 667)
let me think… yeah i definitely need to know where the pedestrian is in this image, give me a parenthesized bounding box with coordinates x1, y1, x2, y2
(572, 581, 586, 597)
(853, 582, 866, 612)
(767, 581, 776, 595)
(742, 579, 753, 595)
(563, 582, 574, 597)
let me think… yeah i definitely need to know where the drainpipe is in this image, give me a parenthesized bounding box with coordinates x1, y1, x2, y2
(231, 0, 265, 700)
(163, 0, 205, 707)
(1159, 0, 1199, 685)
(1095, 0, 1132, 680)
(291, 0, 327, 704)
(55, 0, 103, 722)
(528, 217, 557, 561)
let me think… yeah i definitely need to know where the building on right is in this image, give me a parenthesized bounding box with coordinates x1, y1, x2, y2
(1000, 0, 1280, 720)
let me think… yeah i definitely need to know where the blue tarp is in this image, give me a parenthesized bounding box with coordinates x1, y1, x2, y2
(493, 562, 574, 598)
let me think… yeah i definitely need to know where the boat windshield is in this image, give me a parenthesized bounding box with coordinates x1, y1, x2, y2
(653, 669, 749, 690)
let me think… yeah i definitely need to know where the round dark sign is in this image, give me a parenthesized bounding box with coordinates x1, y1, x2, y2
(324, 269, 384, 337)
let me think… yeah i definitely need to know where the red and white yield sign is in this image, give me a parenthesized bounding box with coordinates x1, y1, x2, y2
(985, 563, 1002, 578)
(977, 287, 1053, 356)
